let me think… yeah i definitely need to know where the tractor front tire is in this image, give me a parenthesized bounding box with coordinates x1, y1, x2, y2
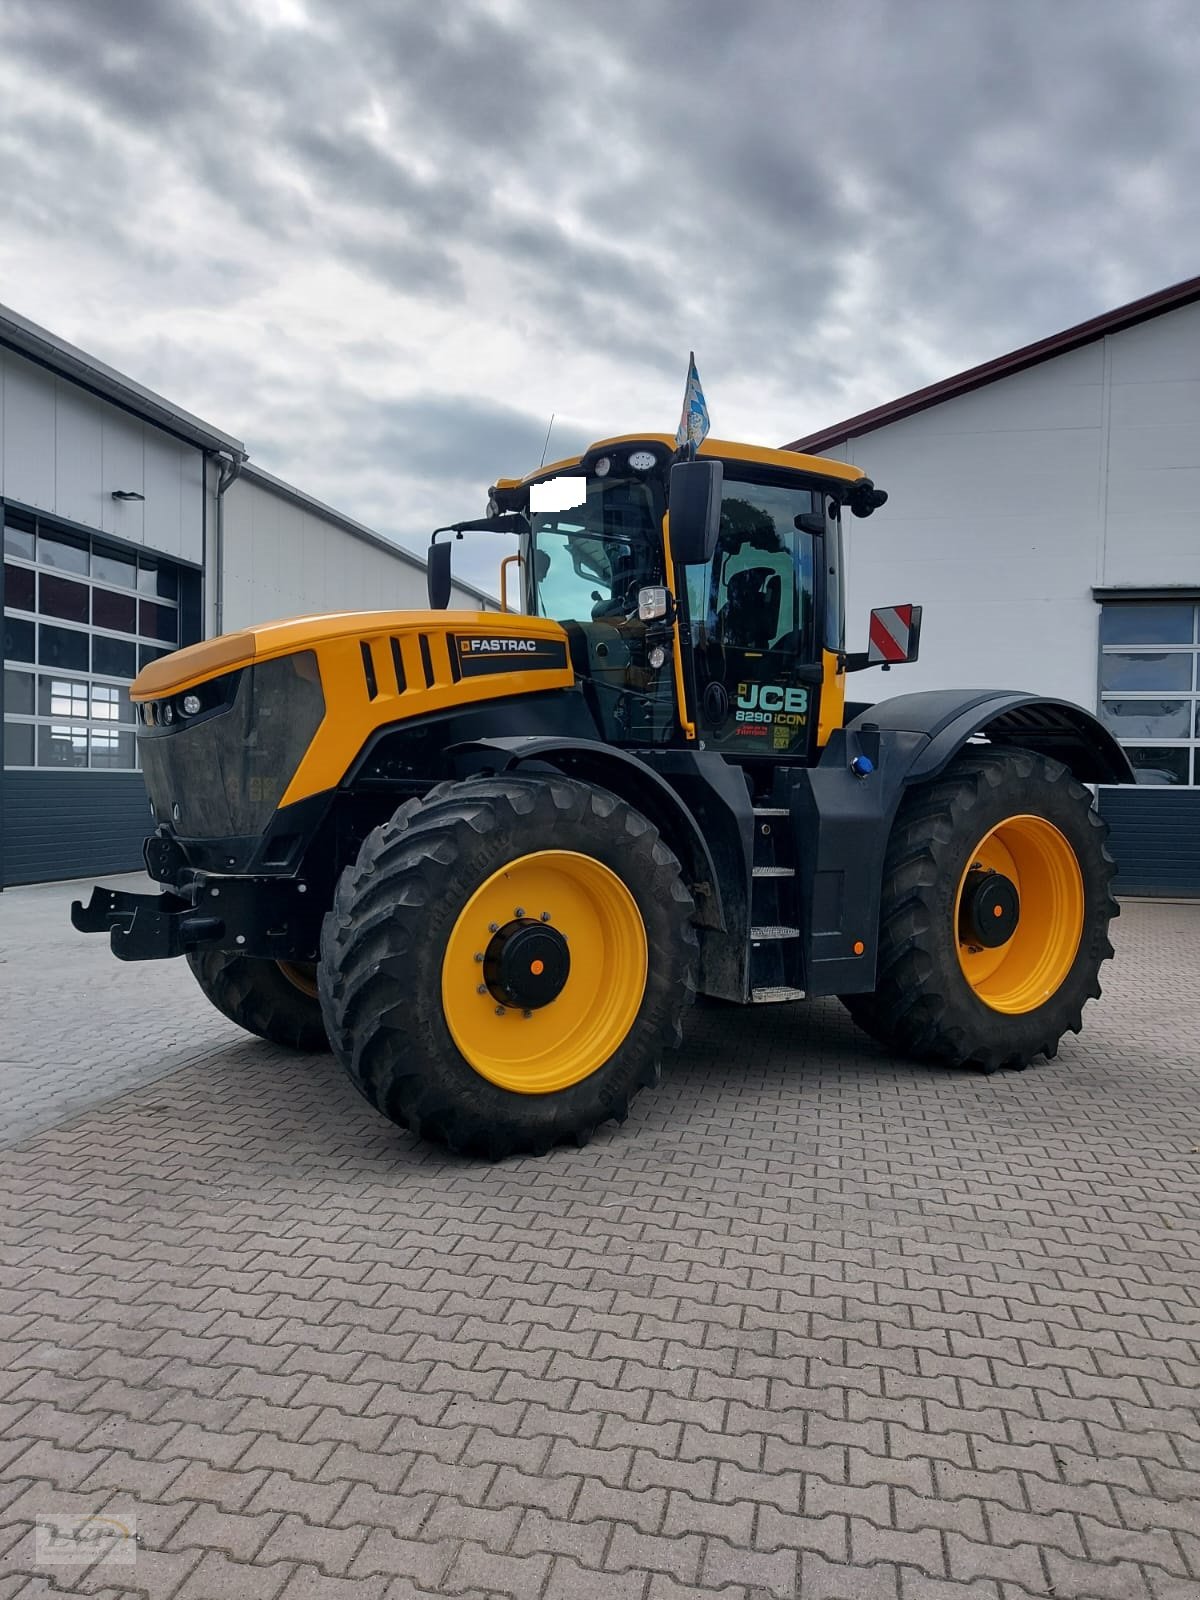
(318, 774, 697, 1159)
(187, 951, 331, 1052)
(841, 749, 1118, 1072)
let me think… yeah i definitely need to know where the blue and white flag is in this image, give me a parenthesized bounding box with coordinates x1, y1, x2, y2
(675, 351, 710, 451)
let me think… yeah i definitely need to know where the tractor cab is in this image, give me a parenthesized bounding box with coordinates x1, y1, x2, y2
(437, 433, 904, 766)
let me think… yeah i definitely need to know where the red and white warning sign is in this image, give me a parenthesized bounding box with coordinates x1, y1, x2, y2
(867, 604, 922, 665)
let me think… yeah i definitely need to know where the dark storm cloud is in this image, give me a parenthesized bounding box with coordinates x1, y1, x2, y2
(255, 387, 590, 492)
(244, 386, 597, 587)
(2, 0, 1199, 569)
(576, 0, 1200, 362)
(287, 128, 473, 231)
(337, 228, 466, 301)
(1, 0, 221, 124)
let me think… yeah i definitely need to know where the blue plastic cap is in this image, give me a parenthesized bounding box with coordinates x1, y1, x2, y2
(850, 755, 875, 777)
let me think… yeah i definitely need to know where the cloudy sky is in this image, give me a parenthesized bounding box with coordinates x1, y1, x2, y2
(2, 0, 1199, 588)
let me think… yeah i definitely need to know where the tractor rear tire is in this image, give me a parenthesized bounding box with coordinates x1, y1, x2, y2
(840, 749, 1118, 1071)
(318, 774, 697, 1158)
(187, 951, 331, 1052)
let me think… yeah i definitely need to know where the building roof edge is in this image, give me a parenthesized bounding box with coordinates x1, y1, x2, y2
(0, 301, 247, 458)
(784, 273, 1200, 454)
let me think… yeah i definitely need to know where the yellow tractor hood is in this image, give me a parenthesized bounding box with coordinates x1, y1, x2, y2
(131, 609, 560, 701)
(131, 610, 577, 811)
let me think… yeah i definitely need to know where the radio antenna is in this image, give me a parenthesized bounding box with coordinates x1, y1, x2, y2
(539, 413, 555, 469)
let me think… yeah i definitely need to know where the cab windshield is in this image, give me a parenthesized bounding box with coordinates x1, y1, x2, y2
(527, 471, 662, 623)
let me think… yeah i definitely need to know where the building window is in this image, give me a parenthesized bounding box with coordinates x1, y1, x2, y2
(1099, 601, 1199, 786)
(3, 509, 184, 772)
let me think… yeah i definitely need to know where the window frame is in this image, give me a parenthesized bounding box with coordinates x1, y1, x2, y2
(1097, 600, 1199, 788)
(3, 510, 187, 774)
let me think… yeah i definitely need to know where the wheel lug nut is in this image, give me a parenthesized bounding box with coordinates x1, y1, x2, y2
(474, 952, 484, 962)
(477, 984, 488, 995)
(514, 907, 525, 918)
(495, 1005, 506, 1016)
(522, 1009, 532, 1019)
(488, 922, 499, 933)
(541, 911, 551, 922)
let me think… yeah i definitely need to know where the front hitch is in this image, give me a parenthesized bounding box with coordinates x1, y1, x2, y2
(70, 885, 224, 961)
(72, 875, 322, 964)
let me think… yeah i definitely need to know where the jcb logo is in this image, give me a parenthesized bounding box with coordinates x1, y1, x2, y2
(736, 684, 809, 714)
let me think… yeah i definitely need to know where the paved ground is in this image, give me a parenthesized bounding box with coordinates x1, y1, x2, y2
(0, 876, 1198, 1600)
(0, 875, 249, 1151)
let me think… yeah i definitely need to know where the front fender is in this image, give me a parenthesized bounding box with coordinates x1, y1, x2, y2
(846, 690, 1133, 786)
(447, 735, 727, 931)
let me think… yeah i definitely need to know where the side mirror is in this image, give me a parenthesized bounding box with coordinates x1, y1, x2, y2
(427, 540, 452, 609)
(668, 459, 723, 565)
(867, 603, 922, 665)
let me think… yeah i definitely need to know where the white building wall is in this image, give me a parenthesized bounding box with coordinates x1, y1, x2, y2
(0, 347, 204, 564)
(1102, 303, 1200, 589)
(218, 471, 490, 634)
(829, 301, 1200, 710)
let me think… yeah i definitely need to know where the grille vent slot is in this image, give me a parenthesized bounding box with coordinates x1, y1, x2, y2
(418, 633, 435, 688)
(360, 641, 379, 700)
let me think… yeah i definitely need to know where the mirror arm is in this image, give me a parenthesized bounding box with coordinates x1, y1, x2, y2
(441, 513, 528, 536)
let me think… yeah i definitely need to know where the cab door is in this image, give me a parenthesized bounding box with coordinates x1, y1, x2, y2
(682, 475, 824, 759)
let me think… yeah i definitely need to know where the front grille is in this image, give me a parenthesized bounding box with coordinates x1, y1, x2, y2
(138, 651, 325, 838)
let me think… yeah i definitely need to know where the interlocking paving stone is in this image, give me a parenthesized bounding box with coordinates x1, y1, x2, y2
(1, 878, 1198, 1598)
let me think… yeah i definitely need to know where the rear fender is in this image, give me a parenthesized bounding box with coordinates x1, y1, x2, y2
(448, 735, 726, 932)
(797, 691, 1132, 999)
(848, 690, 1134, 786)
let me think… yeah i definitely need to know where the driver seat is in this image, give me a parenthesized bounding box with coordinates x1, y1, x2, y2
(719, 567, 782, 649)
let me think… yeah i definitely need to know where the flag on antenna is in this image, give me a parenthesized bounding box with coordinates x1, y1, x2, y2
(675, 352, 710, 452)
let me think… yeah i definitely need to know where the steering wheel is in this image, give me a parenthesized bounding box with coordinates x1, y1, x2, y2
(590, 580, 640, 621)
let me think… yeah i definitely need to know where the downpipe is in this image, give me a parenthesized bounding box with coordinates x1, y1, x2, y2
(213, 453, 244, 637)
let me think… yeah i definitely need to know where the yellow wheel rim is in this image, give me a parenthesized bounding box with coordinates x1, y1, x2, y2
(441, 850, 648, 1094)
(955, 815, 1084, 1015)
(277, 961, 319, 998)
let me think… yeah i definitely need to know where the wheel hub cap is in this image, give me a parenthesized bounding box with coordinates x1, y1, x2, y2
(483, 920, 571, 1010)
(959, 868, 1020, 949)
(954, 814, 1085, 1015)
(440, 849, 649, 1094)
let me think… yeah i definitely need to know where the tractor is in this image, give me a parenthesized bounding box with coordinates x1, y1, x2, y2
(73, 433, 1130, 1157)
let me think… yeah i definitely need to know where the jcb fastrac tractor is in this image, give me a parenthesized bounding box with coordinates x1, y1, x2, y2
(74, 435, 1131, 1157)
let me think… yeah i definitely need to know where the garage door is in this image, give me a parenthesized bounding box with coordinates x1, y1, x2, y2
(2, 770, 150, 886)
(1099, 788, 1200, 897)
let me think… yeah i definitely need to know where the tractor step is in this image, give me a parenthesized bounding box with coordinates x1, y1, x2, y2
(750, 799, 801, 991)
